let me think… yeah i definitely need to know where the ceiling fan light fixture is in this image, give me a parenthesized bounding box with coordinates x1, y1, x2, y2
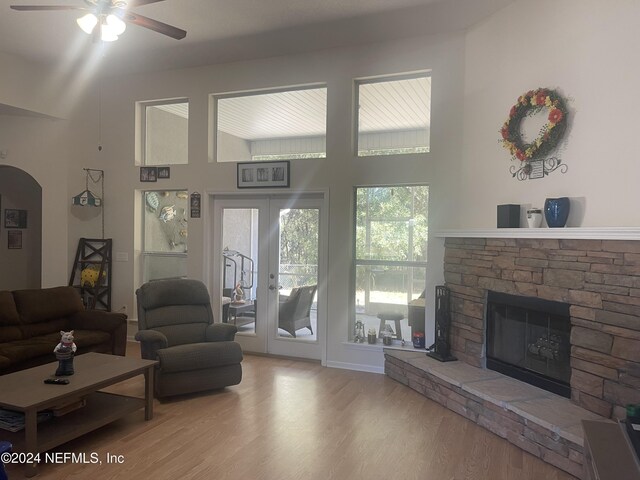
(76, 13, 98, 34)
(106, 14, 126, 36)
(15, 1, 187, 41)
(100, 22, 119, 42)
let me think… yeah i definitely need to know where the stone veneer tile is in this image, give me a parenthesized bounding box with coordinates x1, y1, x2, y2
(420, 360, 502, 387)
(462, 376, 554, 407)
(383, 350, 617, 476)
(509, 396, 607, 442)
(384, 350, 424, 362)
(387, 350, 503, 387)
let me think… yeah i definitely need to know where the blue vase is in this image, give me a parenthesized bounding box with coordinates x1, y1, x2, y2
(544, 197, 570, 228)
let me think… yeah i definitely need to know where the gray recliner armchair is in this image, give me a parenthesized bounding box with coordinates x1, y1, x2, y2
(135, 279, 243, 398)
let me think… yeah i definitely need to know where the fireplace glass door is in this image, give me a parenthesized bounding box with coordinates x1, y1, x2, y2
(486, 291, 571, 397)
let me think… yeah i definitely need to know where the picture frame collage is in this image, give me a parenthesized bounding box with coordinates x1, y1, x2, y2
(2, 204, 27, 249)
(140, 166, 170, 182)
(237, 161, 290, 189)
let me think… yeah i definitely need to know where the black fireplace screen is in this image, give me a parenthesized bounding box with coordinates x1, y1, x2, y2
(486, 291, 571, 398)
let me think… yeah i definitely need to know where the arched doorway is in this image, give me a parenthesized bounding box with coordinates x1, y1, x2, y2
(0, 165, 42, 289)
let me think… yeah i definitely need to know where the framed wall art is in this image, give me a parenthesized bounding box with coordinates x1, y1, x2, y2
(4, 209, 27, 229)
(190, 192, 201, 218)
(237, 161, 290, 189)
(8, 230, 22, 249)
(157, 167, 171, 179)
(140, 167, 158, 182)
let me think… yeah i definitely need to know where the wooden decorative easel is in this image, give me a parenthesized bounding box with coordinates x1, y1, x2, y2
(68, 238, 112, 311)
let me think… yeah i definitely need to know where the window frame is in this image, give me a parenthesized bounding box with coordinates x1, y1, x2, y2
(354, 71, 431, 158)
(351, 184, 429, 342)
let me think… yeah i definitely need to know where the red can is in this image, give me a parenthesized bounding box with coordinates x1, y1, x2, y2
(412, 332, 425, 349)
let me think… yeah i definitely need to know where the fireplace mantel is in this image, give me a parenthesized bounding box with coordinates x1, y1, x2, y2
(436, 227, 640, 240)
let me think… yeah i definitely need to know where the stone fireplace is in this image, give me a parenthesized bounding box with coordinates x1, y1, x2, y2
(444, 235, 640, 419)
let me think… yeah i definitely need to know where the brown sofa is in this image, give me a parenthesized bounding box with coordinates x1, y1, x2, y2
(0, 286, 127, 374)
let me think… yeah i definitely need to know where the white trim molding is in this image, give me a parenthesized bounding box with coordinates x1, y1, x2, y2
(436, 227, 640, 240)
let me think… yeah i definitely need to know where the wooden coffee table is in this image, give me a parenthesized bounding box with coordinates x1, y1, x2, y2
(0, 352, 157, 477)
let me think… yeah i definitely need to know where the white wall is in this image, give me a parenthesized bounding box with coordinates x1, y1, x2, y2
(0, 51, 71, 119)
(67, 32, 466, 371)
(218, 131, 251, 162)
(458, 0, 640, 228)
(0, 115, 70, 287)
(145, 108, 188, 165)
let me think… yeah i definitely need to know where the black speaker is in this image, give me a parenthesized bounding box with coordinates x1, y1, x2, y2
(497, 204, 520, 228)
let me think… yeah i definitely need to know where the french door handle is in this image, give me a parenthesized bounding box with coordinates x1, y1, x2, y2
(268, 285, 282, 291)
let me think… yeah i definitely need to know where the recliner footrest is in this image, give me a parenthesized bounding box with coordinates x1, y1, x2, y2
(157, 341, 243, 373)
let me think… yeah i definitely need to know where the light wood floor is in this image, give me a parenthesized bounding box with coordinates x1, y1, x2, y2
(6, 343, 575, 480)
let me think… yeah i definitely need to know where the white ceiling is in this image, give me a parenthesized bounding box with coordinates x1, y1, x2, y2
(358, 76, 431, 133)
(0, 0, 514, 76)
(217, 88, 328, 140)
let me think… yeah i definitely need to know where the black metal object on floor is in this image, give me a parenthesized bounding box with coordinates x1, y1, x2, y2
(427, 285, 457, 362)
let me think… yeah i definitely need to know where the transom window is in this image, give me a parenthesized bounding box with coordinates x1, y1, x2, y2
(356, 73, 431, 157)
(213, 86, 327, 162)
(138, 99, 189, 165)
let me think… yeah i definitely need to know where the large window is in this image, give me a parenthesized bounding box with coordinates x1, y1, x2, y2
(142, 190, 188, 282)
(353, 185, 428, 342)
(214, 86, 327, 162)
(139, 99, 189, 165)
(355, 73, 431, 157)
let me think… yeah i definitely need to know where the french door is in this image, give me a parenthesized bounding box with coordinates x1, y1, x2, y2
(211, 193, 326, 361)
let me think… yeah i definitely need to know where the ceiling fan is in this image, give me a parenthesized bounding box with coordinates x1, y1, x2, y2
(10, 0, 186, 42)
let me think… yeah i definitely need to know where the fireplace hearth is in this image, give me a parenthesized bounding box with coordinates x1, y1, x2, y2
(486, 290, 571, 398)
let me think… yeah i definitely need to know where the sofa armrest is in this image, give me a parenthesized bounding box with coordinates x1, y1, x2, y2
(70, 310, 128, 356)
(135, 329, 169, 360)
(205, 323, 237, 342)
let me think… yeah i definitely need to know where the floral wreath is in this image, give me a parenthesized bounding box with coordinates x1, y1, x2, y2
(500, 88, 568, 162)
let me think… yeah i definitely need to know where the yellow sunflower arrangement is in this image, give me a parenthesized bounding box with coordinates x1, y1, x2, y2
(500, 88, 568, 163)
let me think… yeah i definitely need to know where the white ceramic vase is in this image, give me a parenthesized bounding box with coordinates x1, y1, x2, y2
(526, 208, 543, 228)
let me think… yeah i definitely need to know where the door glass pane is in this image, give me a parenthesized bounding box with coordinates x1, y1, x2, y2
(222, 208, 258, 335)
(277, 208, 319, 341)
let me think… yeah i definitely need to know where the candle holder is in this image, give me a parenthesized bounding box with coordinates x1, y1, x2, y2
(367, 328, 377, 344)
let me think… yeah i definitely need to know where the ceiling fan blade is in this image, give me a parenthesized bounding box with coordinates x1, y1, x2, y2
(123, 11, 186, 40)
(10, 5, 84, 10)
(125, 0, 166, 7)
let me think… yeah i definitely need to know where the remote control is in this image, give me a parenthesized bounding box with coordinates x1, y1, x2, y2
(44, 378, 69, 385)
